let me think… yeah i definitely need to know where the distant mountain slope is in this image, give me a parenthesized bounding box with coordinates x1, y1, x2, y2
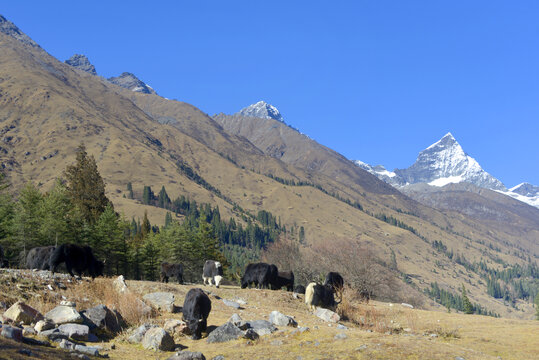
(1, 15, 537, 319)
(65, 54, 97, 75)
(108, 72, 157, 94)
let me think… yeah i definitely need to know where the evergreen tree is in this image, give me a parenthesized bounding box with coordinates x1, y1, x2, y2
(64, 144, 111, 225)
(12, 182, 44, 254)
(0, 173, 14, 262)
(126, 182, 134, 199)
(158, 186, 170, 208)
(164, 212, 173, 228)
(92, 205, 125, 274)
(141, 211, 151, 238)
(535, 292, 539, 320)
(39, 179, 74, 246)
(462, 284, 474, 314)
(142, 186, 153, 205)
(299, 226, 305, 244)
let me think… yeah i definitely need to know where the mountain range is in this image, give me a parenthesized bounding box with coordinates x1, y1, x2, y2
(1, 14, 538, 319)
(354, 133, 539, 208)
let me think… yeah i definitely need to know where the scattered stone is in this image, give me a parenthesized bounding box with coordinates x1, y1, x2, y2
(38, 328, 68, 342)
(60, 301, 76, 307)
(113, 275, 129, 293)
(243, 328, 259, 340)
(430, 333, 438, 338)
(1, 325, 23, 342)
(314, 308, 340, 323)
(81, 304, 122, 336)
(164, 319, 188, 337)
(228, 313, 242, 326)
(234, 298, 247, 305)
(211, 356, 225, 360)
(222, 299, 240, 309)
(34, 319, 55, 333)
(22, 326, 36, 336)
(59, 339, 76, 350)
(336, 324, 348, 330)
(74, 344, 100, 357)
(455, 357, 466, 360)
(128, 323, 157, 344)
(143, 292, 178, 313)
(355, 344, 367, 351)
(269, 311, 297, 327)
(3, 301, 43, 325)
(401, 303, 414, 309)
(72, 354, 90, 360)
(246, 320, 277, 336)
(271, 339, 284, 346)
(206, 322, 243, 343)
(45, 305, 83, 325)
(58, 323, 90, 341)
(334, 333, 347, 340)
(290, 327, 310, 336)
(142, 327, 175, 351)
(167, 350, 207, 360)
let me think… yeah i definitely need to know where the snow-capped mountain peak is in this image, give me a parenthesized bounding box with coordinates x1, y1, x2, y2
(238, 101, 284, 122)
(395, 133, 506, 190)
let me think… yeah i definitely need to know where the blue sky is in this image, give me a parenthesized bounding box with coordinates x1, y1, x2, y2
(3, 1, 539, 187)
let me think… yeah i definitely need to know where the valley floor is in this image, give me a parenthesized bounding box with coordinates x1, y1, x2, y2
(0, 270, 538, 359)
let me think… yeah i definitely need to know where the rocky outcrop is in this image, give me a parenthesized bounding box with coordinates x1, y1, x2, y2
(143, 292, 178, 313)
(45, 305, 83, 325)
(65, 54, 97, 75)
(108, 72, 157, 94)
(141, 327, 175, 351)
(3, 301, 43, 325)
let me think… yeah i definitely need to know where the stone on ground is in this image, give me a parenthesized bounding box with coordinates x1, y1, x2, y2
(206, 322, 243, 343)
(34, 319, 54, 333)
(45, 305, 83, 325)
(128, 323, 156, 344)
(143, 292, 178, 313)
(1, 325, 23, 342)
(246, 320, 277, 336)
(314, 308, 340, 323)
(58, 323, 90, 341)
(167, 350, 207, 360)
(142, 327, 175, 351)
(269, 311, 297, 327)
(3, 302, 43, 325)
(81, 304, 122, 336)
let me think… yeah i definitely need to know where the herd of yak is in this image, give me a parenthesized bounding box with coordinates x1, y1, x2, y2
(0, 243, 345, 340)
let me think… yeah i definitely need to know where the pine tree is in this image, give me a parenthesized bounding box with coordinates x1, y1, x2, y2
(141, 211, 151, 238)
(0, 172, 14, 262)
(12, 182, 44, 254)
(299, 226, 305, 244)
(126, 182, 134, 199)
(39, 179, 74, 246)
(92, 205, 125, 274)
(462, 284, 474, 314)
(534, 292, 539, 320)
(64, 144, 111, 225)
(142, 186, 153, 205)
(164, 212, 173, 228)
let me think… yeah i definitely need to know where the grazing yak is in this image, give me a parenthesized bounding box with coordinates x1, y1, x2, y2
(324, 272, 344, 291)
(294, 284, 306, 294)
(26, 246, 56, 270)
(275, 271, 295, 291)
(182, 288, 211, 340)
(305, 282, 340, 311)
(50, 244, 104, 279)
(202, 260, 223, 288)
(160, 262, 184, 284)
(241, 262, 279, 289)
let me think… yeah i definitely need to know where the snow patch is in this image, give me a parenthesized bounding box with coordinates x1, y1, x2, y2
(428, 176, 464, 187)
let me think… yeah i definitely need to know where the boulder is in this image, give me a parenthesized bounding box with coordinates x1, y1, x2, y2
(1, 325, 23, 342)
(34, 319, 54, 333)
(128, 323, 156, 344)
(206, 322, 243, 343)
(58, 323, 89, 341)
(143, 292, 178, 313)
(45, 305, 83, 325)
(222, 300, 240, 309)
(113, 275, 129, 293)
(22, 326, 36, 336)
(228, 314, 242, 326)
(269, 311, 297, 327)
(81, 304, 122, 336)
(3, 302, 43, 325)
(164, 319, 188, 337)
(246, 320, 277, 336)
(74, 344, 100, 357)
(37, 328, 68, 342)
(314, 308, 340, 323)
(167, 351, 207, 360)
(59, 339, 76, 350)
(142, 327, 175, 351)
(60, 301, 76, 307)
(334, 333, 347, 340)
(243, 328, 259, 340)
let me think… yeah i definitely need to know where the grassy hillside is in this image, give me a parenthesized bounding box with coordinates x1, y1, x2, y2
(0, 27, 537, 319)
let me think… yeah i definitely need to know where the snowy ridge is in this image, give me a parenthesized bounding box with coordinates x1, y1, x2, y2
(353, 133, 539, 208)
(239, 101, 284, 122)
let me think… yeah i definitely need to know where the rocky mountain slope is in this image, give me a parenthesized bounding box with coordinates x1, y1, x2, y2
(0, 15, 537, 318)
(64, 54, 96, 75)
(356, 133, 539, 209)
(108, 72, 157, 95)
